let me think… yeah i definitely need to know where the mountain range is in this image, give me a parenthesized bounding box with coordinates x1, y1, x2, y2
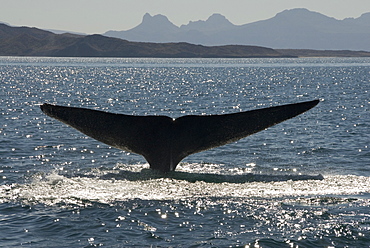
(104, 8, 370, 51)
(2, 7, 370, 58)
(0, 23, 290, 58)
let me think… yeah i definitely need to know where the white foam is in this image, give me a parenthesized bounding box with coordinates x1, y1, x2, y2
(1, 164, 370, 206)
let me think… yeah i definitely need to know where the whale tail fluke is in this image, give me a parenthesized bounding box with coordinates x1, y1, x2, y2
(173, 100, 319, 157)
(41, 99, 319, 172)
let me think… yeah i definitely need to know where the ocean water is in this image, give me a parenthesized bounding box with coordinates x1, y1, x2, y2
(0, 57, 369, 247)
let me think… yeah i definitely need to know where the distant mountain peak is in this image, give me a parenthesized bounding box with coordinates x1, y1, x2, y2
(135, 13, 178, 32)
(180, 13, 235, 32)
(275, 8, 329, 18)
(206, 13, 229, 22)
(270, 8, 339, 27)
(142, 13, 171, 23)
(280, 8, 311, 13)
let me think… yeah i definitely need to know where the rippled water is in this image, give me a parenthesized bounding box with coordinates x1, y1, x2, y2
(0, 57, 369, 247)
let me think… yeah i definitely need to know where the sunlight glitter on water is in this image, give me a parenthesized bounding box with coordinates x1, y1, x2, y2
(1, 57, 370, 247)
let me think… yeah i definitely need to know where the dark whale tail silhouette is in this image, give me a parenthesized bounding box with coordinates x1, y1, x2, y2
(40, 100, 319, 172)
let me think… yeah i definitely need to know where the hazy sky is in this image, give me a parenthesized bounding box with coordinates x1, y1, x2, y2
(1, 0, 370, 34)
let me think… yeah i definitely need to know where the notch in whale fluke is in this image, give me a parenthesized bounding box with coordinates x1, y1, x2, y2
(40, 99, 319, 172)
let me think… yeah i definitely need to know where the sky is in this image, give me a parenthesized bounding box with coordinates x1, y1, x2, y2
(1, 0, 370, 34)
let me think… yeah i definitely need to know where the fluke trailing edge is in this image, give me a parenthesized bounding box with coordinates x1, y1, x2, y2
(40, 100, 319, 172)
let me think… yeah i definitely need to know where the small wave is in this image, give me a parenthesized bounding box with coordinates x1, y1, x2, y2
(92, 163, 324, 183)
(1, 163, 370, 206)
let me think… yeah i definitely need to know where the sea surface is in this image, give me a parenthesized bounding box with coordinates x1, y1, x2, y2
(0, 57, 369, 247)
